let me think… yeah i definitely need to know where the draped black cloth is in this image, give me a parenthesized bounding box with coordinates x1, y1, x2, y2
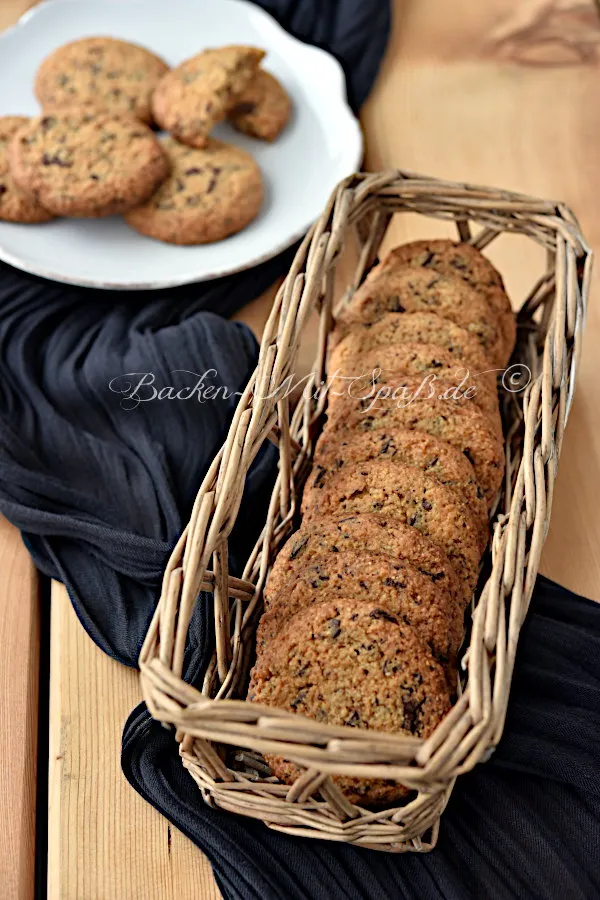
(122, 577, 600, 900)
(0, 0, 391, 666)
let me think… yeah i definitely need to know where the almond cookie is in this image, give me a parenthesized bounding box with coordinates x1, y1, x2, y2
(229, 69, 291, 141)
(265, 513, 467, 607)
(324, 378, 505, 507)
(35, 37, 169, 124)
(382, 240, 516, 363)
(0, 117, 54, 223)
(9, 113, 169, 218)
(336, 266, 507, 366)
(328, 341, 502, 435)
(124, 137, 263, 244)
(152, 46, 265, 148)
(306, 429, 488, 539)
(301, 460, 483, 592)
(249, 598, 451, 807)
(258, 549, 463, 665)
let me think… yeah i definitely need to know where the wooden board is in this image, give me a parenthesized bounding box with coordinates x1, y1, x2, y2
(48, 584, 220, 900)
(0, 15, 42, 900)
(0, 517, 39, 900)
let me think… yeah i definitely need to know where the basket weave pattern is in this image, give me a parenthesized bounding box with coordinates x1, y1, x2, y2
(139, 171, 591, 851)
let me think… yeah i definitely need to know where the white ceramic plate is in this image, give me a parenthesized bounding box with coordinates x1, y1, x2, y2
(0, 0, 362, 289)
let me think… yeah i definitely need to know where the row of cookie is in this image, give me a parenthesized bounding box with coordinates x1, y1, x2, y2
(36, 38, 291, 144)
(245, 240, 513, 806)
(308, 239, 513, 592)
(0, 114, 263, 243)
(248, 511, 457, 805)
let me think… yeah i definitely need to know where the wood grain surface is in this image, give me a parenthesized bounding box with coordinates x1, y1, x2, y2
(0, 518, 39, 900)
(48, 585, 219, 900)
(2, 0, 600, 898)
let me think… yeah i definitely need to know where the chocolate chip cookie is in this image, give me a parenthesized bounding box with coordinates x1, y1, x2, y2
(336, 265, 507, 366)
(383, 240, 516, 363)
(35, 37, 169, 124)
(124, 137, 263, 244)
(324, 377, 505, 507)
(265, 513, 466, 608)
(327, 341, 502, 435)
(152, 46, 265, 148)
(258, 548, 463, 665)
(229, 69, 291, 141)
(9, 113, 169, 218)
(330, 312, 494, 381)
(0, 117, 54, 223)
(306, 429, 488, 538)
(301, 460, 484, 592)
(249, 598, 451, 806)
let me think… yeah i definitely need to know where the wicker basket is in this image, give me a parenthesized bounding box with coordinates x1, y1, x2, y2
(139, 171, 591, 852)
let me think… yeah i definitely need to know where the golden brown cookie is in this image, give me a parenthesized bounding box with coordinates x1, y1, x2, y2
(229, 69, 291, 141)
(265, 513, 467, 607)
(306, 429, 488, 539)
(0, 117, 54, 223)
(34, 37, 169, 124)
(152, 46, 265, 148)
(335, 265, 507, 366)
(301, 459, 484, 592)
(9, 113, 169, 218)
(248, 598, 451, 807)
(124, 136, 263, 244)
(324, 377, 505, 508)
(382, 240, 516, 363)
(258, 548, 463, 665)
(327, 341, 502, 435)
(330, 312, 494, 380)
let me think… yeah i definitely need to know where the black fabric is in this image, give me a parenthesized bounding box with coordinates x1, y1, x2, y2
(0, 0, 391, 666)
(122, 577, 600, 900)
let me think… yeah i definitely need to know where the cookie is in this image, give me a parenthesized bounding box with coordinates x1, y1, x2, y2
(301, 460, 483, 592)
(152, 46, 265, 148)
(35, 37, 169, 124)
(324, 378, 505, 507)
(249, 598, 451, 807)
(229, 69, 291, 141)
(124, 137, 263, 244)
(258, 548, 463, 665)
(327, 341, 502, 435)
(330, 312, 494, 381)
(0, 117, 54, 223)
(9, 113, 169, 218)
(265, 513, 466, 608)
(306, 429, 488, 539)
(382, 240, 516, 363)
(335, 268, 507, 365)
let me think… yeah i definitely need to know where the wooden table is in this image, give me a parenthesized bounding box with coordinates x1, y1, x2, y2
(2, 1, 600, 897)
